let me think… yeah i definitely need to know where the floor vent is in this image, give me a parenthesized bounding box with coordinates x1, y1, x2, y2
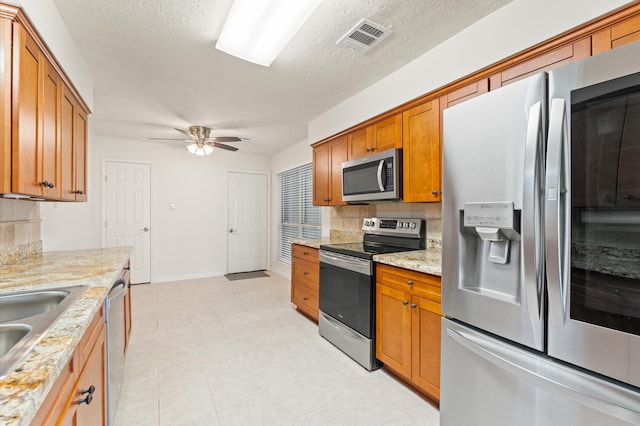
(336, 18, 392, 52)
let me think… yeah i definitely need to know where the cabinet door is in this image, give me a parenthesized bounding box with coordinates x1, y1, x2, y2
(41, 60, 61, 198)
(13, 26, 42, 196)
(593, 13, 640, 54)
(347, 127, 371, 158)
(443, 79, 489, 108)
(489, 38, 591, 89)
(329, 136, 347, 205)
(372, 114, 402, 153)
(60, 84, 76, 200)
(376, 283, 412, 379)
(411, 295, 442, 401)
(402, 98, 441, 202)
(74, 107, 88, 201)
(75, 323, 107, 426)
(312, 142, 330, 206)
(0, 17, 11, 193)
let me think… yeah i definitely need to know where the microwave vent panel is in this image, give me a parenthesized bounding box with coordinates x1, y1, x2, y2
(336, 18, 392, 52)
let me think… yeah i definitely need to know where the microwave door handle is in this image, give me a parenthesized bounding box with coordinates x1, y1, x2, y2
(523, 101, 544, 321)
(377, 160, 386, 192)
(545, 98, 570, 327)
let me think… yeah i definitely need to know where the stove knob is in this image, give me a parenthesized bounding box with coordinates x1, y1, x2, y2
(404, 222, 410, 228)
(410, 222, 416, 229)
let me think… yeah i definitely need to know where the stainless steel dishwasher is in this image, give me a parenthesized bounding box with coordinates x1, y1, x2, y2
(105, 278, 127, 426)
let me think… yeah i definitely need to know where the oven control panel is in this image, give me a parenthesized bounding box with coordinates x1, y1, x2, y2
(362, 217, 423, 237)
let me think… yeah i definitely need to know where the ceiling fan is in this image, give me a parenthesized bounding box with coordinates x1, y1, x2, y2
(149, 126, 248, 156)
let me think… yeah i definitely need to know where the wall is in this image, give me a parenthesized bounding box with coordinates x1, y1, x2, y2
(42, 137, 271, 283)
(0, 199, 41, 265)
(329, 203, 442, 246)
(269, 139, 314, 279)
(308, 0, 633, 143)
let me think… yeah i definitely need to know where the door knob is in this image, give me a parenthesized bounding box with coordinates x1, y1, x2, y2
(140, 227, 149, 232)
(229, 229, 234, 233)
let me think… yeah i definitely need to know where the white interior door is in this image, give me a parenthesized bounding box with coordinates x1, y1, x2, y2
(227, 172, 268, 274)
(105, 161, 151, 283)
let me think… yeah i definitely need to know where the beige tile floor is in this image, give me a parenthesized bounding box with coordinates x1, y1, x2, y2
(114, 273, 440, 426)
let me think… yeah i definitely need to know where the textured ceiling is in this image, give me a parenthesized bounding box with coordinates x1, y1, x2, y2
(52, 0, 511, 156)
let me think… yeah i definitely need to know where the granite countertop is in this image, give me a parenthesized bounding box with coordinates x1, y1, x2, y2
(291, 237, 442, 277)
(0, 247, 132, 426)
(374, 248, 442, 277)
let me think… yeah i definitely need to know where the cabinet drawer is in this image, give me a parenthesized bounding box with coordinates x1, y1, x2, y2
(291, 244, 319, 263)
(376, 264, 441, 303)
(292, 258, 319, 289)
(291, 281, 319, 320)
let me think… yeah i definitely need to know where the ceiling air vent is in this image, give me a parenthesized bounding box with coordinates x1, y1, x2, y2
(336, 18, 391, 52)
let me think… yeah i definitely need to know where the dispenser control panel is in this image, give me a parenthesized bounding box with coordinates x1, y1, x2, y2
(463, 202, 514, 228)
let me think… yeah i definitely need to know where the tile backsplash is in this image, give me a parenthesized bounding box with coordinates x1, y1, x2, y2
(0, 199, 42, 265)
(330, 202, 442, 246)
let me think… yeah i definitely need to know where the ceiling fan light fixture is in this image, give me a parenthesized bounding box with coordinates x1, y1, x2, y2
(186, 143, 214, 156)
(215, 0, 322, 67)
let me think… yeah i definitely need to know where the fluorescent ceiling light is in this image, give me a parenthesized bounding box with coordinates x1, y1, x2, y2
(216, 0, 322, 67)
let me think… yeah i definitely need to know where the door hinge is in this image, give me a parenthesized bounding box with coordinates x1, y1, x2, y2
(105, 221, 107, 229)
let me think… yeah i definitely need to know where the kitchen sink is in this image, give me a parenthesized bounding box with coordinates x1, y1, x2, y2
(0, 325, 32, 358)
(0, 285, 87, 379)
(0, 290, 69, 323)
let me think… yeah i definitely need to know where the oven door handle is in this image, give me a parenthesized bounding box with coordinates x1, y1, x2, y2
(319, 250, 372, 276)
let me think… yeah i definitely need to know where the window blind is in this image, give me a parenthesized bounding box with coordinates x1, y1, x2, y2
(277, 163, 321, 264)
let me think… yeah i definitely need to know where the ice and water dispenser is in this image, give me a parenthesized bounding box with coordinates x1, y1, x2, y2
(458, 202, 522, 303)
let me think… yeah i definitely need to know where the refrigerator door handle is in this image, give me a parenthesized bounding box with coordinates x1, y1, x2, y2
(545, 98, 570, 326)
(446, 325, 640, 424)
(522, 101, 544, 321)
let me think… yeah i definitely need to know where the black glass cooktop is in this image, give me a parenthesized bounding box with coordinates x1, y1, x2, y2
(320, 240, 422, 260)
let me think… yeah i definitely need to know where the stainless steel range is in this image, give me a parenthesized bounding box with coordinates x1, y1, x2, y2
(319, 217, 425, 370)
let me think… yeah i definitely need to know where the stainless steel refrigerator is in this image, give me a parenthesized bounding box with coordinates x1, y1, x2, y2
(441, 40, 640, 426)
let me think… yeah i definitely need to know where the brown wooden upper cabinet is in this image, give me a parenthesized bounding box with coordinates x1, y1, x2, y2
(489, 38, 591, 89)
(313, 135, 348, 206)
(348, 113, 402, 158)
(442, 79, 489, 109)
(0, 4, 90, 201)
(402, 98, 441, 202)
(60, 85, 88, 201)
(593, 13, 640, 54)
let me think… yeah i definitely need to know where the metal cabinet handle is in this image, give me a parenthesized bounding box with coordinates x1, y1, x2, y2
(407, 280, 413, 287)
(78, 384, 95, 405)
(432, 190, 438, 196)
(140, 227, 149, 232)
(39, 181, 54, 188)
(411, 303, 417, 309)
(73, 189, 84, 195)
(402, 300, 409, 306)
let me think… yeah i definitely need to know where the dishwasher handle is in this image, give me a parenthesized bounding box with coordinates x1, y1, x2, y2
(108, 278, 127, 304)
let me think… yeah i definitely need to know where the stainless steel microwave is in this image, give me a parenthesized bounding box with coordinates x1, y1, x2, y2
(342, 148, 402, 202)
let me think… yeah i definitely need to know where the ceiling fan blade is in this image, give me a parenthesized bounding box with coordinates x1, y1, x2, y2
(148, 137, 191, 141)
(213, 142, 239, 151)
(210, 136, 246, 143)
(174, 127, 195, 138)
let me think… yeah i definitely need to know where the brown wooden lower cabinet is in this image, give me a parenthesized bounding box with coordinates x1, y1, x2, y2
(290, 244, 320, 321)
(375, 263, 442, 402)
(32, 306, 107, 426)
